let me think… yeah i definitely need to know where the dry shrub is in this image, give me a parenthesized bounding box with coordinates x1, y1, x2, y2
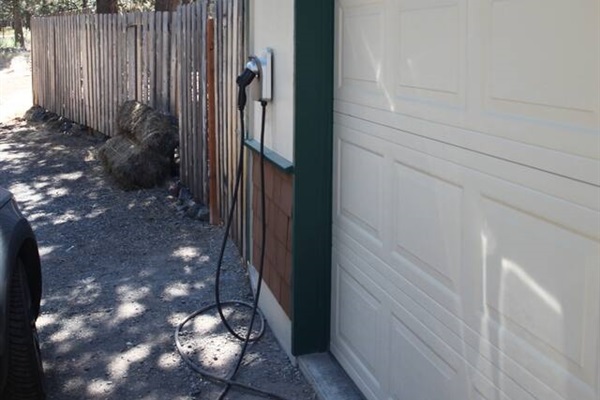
(116, 100, 178, 157)
(98, 136, 170, 189)
(117, 100, 153, 135)
(135, 111, 178, 156)
(101, 100, 177, 189)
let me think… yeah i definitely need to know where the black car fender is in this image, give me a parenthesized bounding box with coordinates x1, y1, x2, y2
(0, 199, 42, 391)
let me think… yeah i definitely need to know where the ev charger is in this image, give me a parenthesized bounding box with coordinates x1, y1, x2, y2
(248, 48, 273, 103)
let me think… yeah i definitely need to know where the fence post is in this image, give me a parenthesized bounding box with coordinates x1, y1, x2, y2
(207, 16, 219, 224)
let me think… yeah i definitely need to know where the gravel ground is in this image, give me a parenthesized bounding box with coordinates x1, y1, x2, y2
(0, 115, 317, 400)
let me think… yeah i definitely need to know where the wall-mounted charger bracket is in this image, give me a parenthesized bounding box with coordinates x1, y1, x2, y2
(248, 48, 273, 103)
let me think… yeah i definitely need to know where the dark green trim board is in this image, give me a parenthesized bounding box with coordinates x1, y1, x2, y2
(292, 0, 335, 355)
(244, 139, 294, 173)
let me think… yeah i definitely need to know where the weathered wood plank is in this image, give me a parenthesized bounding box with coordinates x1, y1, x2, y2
(149, 12, 156, 107)
(155, 13, 162, 111)
(91, 14, 95, 126)
(201, 0, 207, 200)
(206, 16, 218, 223)
(127, 13, 135, 102)
(101, 14, 106, 134)
(190, 3, 197, 197)
(161, 13, 168, 113)
(135, 12, 142, 102)
(179, 6, 185, 185)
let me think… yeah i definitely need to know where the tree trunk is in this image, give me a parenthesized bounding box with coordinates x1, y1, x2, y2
(11, 0, 24, 47)
(96, 0, 118, 14)
(155, 0, 180, 12)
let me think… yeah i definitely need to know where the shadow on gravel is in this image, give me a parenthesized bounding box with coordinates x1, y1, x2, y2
(0, 120, 315, 400)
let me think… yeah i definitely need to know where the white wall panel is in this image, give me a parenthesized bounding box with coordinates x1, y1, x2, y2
(249, 0, 294, 161)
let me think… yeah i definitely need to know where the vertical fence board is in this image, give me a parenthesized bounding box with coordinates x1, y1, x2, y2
(170, 12, 177, 115)
(191, 3, 198, 198)
(127, 14, 135, 102)
(108, 15, 114, 135)
(94, 14, 99, 131)
(161, 13, 168, 113)
(116, 15, 122, 124)
(184, 4, 190, 190)
(179, 4, 187, 187)
(155, 13, 162, 111)
(206, 16, 218, 223)
(200, 1, 207, 202)
(149, 13, 156, 107)
(101, 14, 106, 134)
(70, 16, 75, 121)
(91, 15, 96, 130)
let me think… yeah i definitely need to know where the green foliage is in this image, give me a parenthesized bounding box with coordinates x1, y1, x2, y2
(0, 0, 154, 24)
(0, 27, 29, 48)
(120, 0, 154, 12)
(0, 0, 154, 48)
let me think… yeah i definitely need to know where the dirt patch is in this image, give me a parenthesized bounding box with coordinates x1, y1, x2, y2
(0, 50, 32, 123)
(0, 119, 316, 399)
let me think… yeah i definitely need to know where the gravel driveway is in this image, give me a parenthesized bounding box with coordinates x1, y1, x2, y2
(0, 117, 316, 399)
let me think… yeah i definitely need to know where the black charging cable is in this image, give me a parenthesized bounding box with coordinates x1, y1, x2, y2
(175, 68, 288, 400)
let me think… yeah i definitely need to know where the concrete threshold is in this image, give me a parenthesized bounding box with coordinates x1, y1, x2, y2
(298, 353, 365, 400)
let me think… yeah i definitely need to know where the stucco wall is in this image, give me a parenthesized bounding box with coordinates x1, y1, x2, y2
(249, 0, 294, 162)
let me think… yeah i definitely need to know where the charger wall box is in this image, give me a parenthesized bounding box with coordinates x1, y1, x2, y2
(250, 48, 273, 102)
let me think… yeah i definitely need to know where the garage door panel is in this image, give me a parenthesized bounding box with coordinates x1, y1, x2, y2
(332, 237, 469, 400)
(333, 228, 599, 400)
(335, 121, 467, 311)
(338, 267, 383, 384)
(483, 0, 598, 125)
(464, 338, 596, 400)
(334, 0, 600, 164)
(393, 161, 463, 290)
(480, 197, 599, 371)
(334, 227, 465, 337)
(335, 109, 600, 200)
(332, 248, 389, 399)
(389, 312, 468, 400)
(336, 1, 385, 94)
(337, 135, 385, 245)
(395, 0, 466, 107)
(332, 0, 600, 399)
(471, 369, 535, 400)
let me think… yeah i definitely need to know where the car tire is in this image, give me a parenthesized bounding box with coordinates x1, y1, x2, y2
(3, 259, 46, 400)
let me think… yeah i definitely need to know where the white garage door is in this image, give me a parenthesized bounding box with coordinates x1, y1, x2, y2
(330, 1, 600, 400)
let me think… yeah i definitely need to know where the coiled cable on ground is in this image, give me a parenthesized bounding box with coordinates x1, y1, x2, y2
(175, 100, 288, 400)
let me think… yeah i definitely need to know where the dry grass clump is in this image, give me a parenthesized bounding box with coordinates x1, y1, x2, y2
(99, 100, 177, 189)
(98, 136, 171, 189)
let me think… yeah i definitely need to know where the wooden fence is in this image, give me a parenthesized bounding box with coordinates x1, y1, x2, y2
(30, 10, 180, 136)
(213, 0, 246, 245)
(177, 1, 208, 206)
(31, 1, 247, 246)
